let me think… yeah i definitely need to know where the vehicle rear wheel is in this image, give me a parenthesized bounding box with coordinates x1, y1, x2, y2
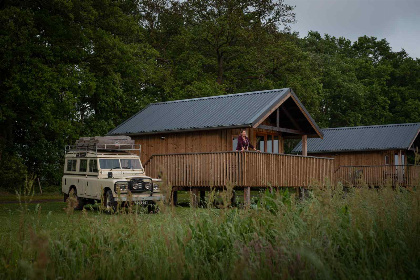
(69, 188, 84, 210)
(104, 190, 116, 213)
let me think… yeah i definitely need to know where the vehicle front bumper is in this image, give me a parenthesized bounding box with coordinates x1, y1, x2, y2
(114, 193, 164, 202)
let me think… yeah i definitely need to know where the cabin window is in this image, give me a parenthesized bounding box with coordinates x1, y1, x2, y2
(273, 136, 279, 154)
(89, 159, 98, 173)
(385, 155, 390, 165)
(256, 133, 280, 153)
(79, 159, 87, 172)
(232, 137, 238, 151)
(66, 160, 77, 172)
(267, 135, 273, 153)
(256, 135, 265, 152)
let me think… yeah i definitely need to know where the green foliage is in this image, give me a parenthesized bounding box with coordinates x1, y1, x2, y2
(0, 153, 28, 192)
(0, 186, 419, 279)
(0, 0, 419, 188)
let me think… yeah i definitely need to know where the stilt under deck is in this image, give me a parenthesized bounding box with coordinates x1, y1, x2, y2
(144, 151, 334, 206)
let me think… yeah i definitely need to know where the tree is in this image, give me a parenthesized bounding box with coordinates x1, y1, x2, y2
(0, 0, 160, 187)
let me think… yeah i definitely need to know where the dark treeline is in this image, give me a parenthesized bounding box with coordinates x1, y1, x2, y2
(1, 0, 419, 190)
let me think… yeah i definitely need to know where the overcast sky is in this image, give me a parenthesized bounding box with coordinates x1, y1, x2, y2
(287, 0, 420, 59)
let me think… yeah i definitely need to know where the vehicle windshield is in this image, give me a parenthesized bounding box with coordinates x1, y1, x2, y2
(120, 159, 142, 169)
(99, 159, 121, 169)
(99, 158, 142, 170)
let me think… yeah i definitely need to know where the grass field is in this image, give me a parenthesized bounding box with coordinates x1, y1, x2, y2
(0, 185, 419, 280)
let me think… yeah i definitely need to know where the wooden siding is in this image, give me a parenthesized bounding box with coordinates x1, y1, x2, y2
(335, 165, 420, 187)
(144, 151, 334, 188)
(310, 150, 405, 171)
(134, 128, 285, 164)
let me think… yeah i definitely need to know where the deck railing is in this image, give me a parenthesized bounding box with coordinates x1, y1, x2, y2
(144, 151, 334, 188)
(335, 165, 420, 187)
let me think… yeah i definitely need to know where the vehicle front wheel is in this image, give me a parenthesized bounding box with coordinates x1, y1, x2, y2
(104, 190, 116, 213)
(69, 188, 84, 210)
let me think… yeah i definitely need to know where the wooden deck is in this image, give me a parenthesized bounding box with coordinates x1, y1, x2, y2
(335, 165, 420, 187)
(144, 151, 334, 188)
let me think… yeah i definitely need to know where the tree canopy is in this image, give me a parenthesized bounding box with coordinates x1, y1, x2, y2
(1, 0, 419, 189)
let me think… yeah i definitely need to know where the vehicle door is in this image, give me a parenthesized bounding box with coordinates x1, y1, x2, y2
(86, 159, 99, 198)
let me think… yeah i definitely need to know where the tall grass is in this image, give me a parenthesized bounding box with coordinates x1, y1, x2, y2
(1, 184, 419, 279)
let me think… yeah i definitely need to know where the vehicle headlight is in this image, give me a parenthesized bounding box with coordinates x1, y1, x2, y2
(144, 182, 152, 191)
(132, 182, 142, 190)
(114, 182, 129, 193)
(153, 183, 159, 191)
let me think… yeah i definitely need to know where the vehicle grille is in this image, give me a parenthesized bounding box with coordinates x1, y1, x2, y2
(129, 178, 152, 193)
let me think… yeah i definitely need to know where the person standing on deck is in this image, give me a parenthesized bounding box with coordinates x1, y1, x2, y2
(236, 130, 259, 152)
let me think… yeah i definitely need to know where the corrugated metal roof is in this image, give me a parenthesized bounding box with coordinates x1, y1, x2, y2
(109, 88, 296, 135)
(292, 123, 420, 153)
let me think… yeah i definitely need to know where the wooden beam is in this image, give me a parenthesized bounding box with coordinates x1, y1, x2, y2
(289, 92, 323, 139)
(281, 106, 302, 131)
(398, 150, 403, 183)
(283, 134, 319, 139)
(244, 187, 251, 207)
(191, 188, 198, 208)
(302, 135, 308, 156)
(276, 108, 280, 128)
(258, 125, 303, 135)
(200, 190, 206, 207)
(252, 92, 291, 128)
(172, 190, 178, 206)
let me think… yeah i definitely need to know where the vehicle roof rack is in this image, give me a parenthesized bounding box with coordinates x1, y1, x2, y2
(65, 136, 141, 155)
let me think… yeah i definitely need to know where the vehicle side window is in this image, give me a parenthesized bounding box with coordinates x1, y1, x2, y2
(67, 159, 77, 172)
(79, 159, 87, 172)
(89, 159, 98, 172)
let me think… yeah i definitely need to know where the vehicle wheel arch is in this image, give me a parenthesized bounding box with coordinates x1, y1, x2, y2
(68, 185, 79, 196)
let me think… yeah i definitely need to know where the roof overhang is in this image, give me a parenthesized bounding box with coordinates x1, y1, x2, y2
(251, 89, 323, 138)
(111, 124, 253, 136)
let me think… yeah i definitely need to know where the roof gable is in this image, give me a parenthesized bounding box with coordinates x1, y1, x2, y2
(108, 88, 322, 136)
(292, 123, 420, 153)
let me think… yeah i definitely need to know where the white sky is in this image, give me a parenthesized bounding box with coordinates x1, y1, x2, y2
(287, 0, 420, 59)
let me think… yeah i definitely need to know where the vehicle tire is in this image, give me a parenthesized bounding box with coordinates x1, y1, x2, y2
(147, 203, 159, 214)
(69, 188, 84, 210)
(104, 189, 116, 213)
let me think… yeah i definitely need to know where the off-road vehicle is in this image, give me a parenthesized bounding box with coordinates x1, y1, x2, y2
(62, 136, 162, 211)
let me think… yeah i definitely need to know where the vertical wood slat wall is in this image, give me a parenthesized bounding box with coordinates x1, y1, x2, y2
(334, 165, 420, 187)
(144, 151, 334, 188)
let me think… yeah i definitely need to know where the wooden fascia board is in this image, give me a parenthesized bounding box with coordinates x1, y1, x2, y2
(252, 91, 291, 128)
(257, 125, 303, 135)
(407, 127, 420, 151)
(113, 124, 252, 137)
(289, 90, 323, 139)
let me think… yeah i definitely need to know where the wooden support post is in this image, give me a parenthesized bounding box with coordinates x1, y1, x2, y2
(171, 190, 178, 206)
(398, 150, 403, 184)
(297, 187, 305, 200)
(244, 187, 251, 207)
(231, 190, 237, 206)
(199, 190, 206, 207)
(302, 135, 308, 156)
(191, 188, 199, 208)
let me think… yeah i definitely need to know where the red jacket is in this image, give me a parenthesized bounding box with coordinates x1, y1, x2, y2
(236, 136, 254, 151)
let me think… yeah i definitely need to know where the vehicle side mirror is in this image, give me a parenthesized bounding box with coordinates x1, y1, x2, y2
(108, 172, 113, 178)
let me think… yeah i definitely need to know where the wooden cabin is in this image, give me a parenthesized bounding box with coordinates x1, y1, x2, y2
(292, 123, 420, 187)
(108, 88, 335, 205)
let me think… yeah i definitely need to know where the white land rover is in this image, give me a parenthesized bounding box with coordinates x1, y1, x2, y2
(62, 136, 162, 211)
